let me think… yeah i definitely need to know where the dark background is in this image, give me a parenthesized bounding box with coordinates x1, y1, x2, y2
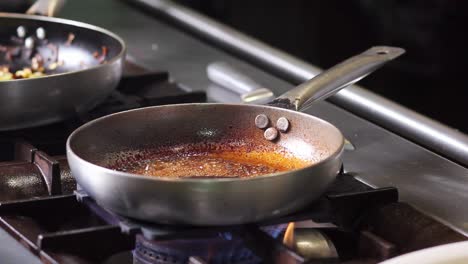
(176, 0, 468, 133)
(1, 1, 466, 132)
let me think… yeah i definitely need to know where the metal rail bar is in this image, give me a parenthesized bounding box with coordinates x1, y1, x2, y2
(132, 0, 468, 167)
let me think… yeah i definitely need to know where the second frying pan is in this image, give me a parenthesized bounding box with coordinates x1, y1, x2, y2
(0, 13, 125, 130)
(67, 46, 404, 225)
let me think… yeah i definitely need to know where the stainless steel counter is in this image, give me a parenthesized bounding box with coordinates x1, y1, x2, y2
(1, 0, 467, 262)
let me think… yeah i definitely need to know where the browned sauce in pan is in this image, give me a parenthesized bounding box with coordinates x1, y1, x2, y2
(108, 148, 310, 178)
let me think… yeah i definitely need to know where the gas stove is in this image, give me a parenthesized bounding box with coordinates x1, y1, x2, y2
(1, 138, 463, 264)
(0, 62, 463, 264)
(1, 0, 468, 263)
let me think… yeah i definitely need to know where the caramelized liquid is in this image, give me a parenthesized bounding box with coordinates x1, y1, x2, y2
(110, 149, 310, 178)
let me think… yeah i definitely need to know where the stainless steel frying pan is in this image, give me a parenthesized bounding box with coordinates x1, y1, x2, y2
(67, 46, 404, 225)
(0, 13, 125, 130)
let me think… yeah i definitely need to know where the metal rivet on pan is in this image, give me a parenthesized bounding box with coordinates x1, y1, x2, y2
(276, 117, 289, 132)
(255, 114, 269, 129)
(36, 27, 46, 40)
(24, 37, 35, 49)
(17, 26, 26, 38)
(264, 127, 279, 141)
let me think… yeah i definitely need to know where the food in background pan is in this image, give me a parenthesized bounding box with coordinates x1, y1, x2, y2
(0, 29, 107, 81)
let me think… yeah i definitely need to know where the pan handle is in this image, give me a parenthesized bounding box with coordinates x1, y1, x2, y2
(269, 46, 405, 111)
(207, 62, 265, 94)
(207, 61, 275, 104)
(26, 0, 66, 17)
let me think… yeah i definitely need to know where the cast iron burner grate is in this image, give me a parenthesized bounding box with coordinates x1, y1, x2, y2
(70, 170, 400, 264)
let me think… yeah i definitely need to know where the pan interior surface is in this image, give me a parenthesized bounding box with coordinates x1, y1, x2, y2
(105, 139, 312, 178)
(69, 104, 344, 180)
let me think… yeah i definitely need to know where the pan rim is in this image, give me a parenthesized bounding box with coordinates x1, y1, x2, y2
(66, 103, 345, 183)
(0, 12, 126, 83)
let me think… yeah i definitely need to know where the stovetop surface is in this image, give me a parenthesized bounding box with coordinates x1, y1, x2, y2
(57, 0, 468, 236)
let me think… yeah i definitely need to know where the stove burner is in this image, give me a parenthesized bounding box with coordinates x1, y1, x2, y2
(133, 234, 260, 264)
(131, 225, 289, 264)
